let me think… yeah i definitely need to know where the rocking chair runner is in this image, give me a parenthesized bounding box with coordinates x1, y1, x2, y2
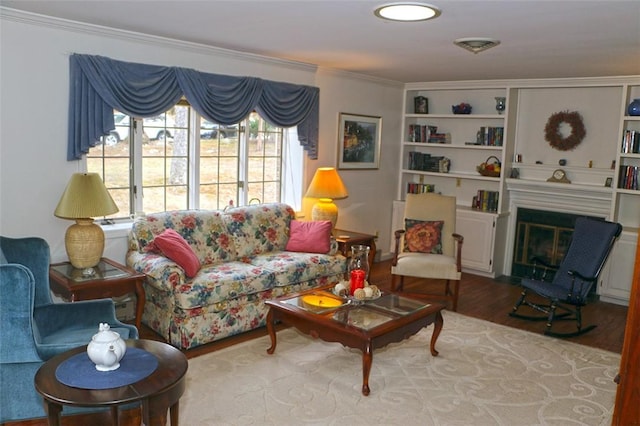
(509, 216, 622, 337)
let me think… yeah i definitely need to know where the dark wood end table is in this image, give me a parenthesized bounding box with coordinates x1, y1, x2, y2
(266, 290, 444, 396)
(334, 229, 377, 269)
(34, 339, 187, 426)
(49, 257, 146, 330)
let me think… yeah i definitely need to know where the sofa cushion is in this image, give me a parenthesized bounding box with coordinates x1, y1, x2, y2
(249, 251, 346, 287)
(285, 220, 332, 253)
(130, 210, 236, 265)
(173, 261, 277, 309)
(146, 229, 200, 277)
(223, 203, 294, 259)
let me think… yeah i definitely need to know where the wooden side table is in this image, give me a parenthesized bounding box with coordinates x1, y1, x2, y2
(49, 257, 146, 330)
(35, 339, 187, 426)
(334, 229, 377, 270)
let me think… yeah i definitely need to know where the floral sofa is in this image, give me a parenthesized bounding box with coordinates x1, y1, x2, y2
(126, 203, 346, 349)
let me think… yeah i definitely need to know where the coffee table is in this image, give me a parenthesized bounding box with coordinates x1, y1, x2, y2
(34, 339, 187, 426)
(265, 289, 444, 395)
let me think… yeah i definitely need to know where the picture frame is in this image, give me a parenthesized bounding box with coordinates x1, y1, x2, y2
(414, 96, 428, 114)
(605, 177, 613, 187)
(337, 113, 382, 170)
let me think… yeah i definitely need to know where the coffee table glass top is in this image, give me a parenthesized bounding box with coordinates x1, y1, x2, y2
(368, 294, 430, 315)
(280, 291, 431, 330)
(332, 306, 397, 330)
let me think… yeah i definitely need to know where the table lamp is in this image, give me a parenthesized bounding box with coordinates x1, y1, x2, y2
(305, 167, 348, 229)
(54, 173, 119, 275)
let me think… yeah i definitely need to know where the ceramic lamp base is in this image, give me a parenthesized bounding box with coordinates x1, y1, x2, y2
(311, 198, 338, 229)
(65, 218, 104, 269)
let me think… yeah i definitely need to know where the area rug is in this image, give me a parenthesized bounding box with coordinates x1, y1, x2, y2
(180, 311, 620, 425)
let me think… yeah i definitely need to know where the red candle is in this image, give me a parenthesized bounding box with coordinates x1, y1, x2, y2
(350, 269, 366, 295)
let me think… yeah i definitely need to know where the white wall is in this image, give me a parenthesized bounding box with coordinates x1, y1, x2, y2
(0, 9, 403, 264)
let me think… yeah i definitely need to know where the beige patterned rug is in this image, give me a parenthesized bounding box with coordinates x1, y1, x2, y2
(180, 311, 620, 425)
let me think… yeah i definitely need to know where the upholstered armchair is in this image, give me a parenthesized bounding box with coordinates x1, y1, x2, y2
(0, 236, 138, 422)
(391, 193, 464, 311)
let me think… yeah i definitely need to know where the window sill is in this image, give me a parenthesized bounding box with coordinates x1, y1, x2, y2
(101, 221, 133, 239)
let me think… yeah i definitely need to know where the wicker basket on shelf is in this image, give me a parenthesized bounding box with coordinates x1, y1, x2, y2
(476, 155, 501, 177)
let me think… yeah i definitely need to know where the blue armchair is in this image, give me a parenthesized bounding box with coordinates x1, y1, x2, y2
(0, 236, 138, 422)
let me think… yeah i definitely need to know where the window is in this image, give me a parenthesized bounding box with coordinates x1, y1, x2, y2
(87, 106, 302, 219)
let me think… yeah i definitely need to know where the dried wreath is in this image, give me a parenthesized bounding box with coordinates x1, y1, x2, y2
(544, 110, 586, 151)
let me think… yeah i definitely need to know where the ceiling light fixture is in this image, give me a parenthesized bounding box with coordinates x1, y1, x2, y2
(374, 2, 441, 22)
(454, 38, 501, 54)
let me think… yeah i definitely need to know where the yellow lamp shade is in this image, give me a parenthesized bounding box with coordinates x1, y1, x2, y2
(305, 167, 348, 229)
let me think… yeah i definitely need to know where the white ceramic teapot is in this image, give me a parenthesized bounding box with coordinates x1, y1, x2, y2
(87, 323, 126, 371)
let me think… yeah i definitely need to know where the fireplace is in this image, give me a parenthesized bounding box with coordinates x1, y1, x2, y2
(511, 208, 584, 278)
(505, 179, 611, 279)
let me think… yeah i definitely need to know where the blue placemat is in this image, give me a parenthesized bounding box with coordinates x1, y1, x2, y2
(55, 347, 158, 390)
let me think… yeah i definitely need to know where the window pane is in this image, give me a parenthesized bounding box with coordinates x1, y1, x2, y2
(142, 187, 166, 214)
(263, 158, 281, 181)
(199, 116, 240, 210)
(142, 157, 165, 186)
(108, 188, 131, 218)
(87, 111, 132, 219)
(247, 157, 265, 181)
(166, 185, 187, 211)
(199, 183, 219, 210)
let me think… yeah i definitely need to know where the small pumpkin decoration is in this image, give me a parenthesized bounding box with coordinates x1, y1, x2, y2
(544, 110, 586, 151)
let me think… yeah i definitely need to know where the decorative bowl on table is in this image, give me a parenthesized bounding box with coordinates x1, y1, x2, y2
(333, 281, 382, 302)
(452, 103, 472, 114)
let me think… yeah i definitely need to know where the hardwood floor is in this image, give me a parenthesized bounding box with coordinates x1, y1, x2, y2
(369, 260, 628, 353)
(7, 260, 628, 426)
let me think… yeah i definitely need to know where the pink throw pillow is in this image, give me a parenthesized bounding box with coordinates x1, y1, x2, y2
(146, 229, 200, 277)
(285, 220, 332, 254)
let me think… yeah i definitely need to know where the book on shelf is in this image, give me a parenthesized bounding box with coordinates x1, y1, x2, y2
(408, 125, 438, 143)
(427, 132, 451, 144)
(472, 190, 499, 212)
(618, 165, 639, 190)
(407, 151, 451, 173)
(476, 127, 504, 146)
(406, 182, 435, 194)
(621, 129, 640, 154)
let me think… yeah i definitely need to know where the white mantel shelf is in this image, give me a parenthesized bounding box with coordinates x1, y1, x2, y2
(506, 178, 612, 218)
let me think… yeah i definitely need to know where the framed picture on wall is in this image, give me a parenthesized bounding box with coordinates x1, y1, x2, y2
(337, 113, 382, 170)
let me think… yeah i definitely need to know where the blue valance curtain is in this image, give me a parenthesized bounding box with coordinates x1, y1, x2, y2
(68, 54, 319, 160)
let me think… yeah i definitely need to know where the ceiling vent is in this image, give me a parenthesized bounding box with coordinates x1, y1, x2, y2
(454, 38, 500, 54)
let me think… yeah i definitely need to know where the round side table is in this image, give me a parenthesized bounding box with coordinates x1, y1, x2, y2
(34, 340, 187, 426)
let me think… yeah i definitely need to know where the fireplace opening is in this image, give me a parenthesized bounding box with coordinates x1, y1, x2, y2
(511, 208, 599, 279)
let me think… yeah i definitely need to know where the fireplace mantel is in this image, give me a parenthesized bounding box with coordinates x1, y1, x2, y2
(506, 178, 612, 217)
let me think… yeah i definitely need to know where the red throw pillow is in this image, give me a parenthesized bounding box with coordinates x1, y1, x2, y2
(404, 219, 443, 254)
(285, 220, 332, 254)
(146, 229, 200, 277)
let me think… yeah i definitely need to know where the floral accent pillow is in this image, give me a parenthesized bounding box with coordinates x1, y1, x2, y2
(404, 219, 443, 254)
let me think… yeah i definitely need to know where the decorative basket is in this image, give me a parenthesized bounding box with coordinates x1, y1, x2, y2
(477, 155, 501, 177)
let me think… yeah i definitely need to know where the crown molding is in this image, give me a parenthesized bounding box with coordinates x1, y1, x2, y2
(406, 75, 640, 90)
(316, 66, 403, 88)
(0, 6, 318, 74)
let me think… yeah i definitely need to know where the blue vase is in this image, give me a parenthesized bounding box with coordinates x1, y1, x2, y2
(628, 98, 640, 116)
